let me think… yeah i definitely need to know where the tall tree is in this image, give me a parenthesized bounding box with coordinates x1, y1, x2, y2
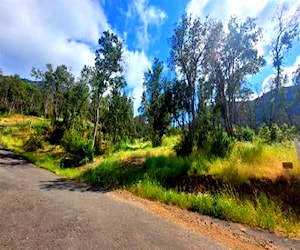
(270, 3, 300, 124)
(140, 58, 171, 146)
(91, 31, 123, 147)
(169, 15, 223, 147)
(104, 76, 135, 144)
(209, 17, 264, 135)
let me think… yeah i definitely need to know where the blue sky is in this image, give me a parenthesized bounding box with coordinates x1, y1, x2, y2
(0, 0, 299, 113)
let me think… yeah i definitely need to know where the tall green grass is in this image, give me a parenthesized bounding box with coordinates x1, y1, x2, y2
(144, 156, 190, 185)
(131, 179, 300, 234)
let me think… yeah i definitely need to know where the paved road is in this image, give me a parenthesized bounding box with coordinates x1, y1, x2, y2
(0, 147, 225, 250)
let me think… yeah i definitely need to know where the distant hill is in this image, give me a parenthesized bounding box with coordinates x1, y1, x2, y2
(237, 85, 300, 130)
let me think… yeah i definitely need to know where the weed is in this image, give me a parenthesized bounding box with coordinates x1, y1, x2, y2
(144, 155, 190, 185)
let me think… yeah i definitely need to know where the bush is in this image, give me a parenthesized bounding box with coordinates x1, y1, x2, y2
(210, 129, 234, 158)
(174, 132, 193, 156)
(258, 124, 271, 144)
(60, 129, 94, 167)
(24, 136, 43, 152)
(144, 156, 191, 185)
(270, 124, 283, 143)
(236, 126, 255, 142)
(281, 123, 296, 141)
(47, 125, 65, 145)
(258, 123, 294, 144)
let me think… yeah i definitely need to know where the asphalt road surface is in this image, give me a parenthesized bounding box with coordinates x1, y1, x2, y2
(0, 147, 226, 250)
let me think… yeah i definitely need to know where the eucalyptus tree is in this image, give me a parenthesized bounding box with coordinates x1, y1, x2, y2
(209, 17, 264, 136)
(169, 15, 223, 148)
(31, 64, 74, 123)
(91, 31, 124, 147)
(270, 3, 300, 124)
(140, 58, 171, 146)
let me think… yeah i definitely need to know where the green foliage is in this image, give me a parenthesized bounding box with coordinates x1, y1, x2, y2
(131, 179, 294, 232)
(81, 160, 144, 189)
(0, 75, 43, 115)
(219, 165, 248, 186)
(105, 92, 135, 144)
(140, 58, 171, 147)
(91, 30, 125, 147)
(258, 123, 295, 144)
(238, 142, 263, 164)
(258, 124, 271, 143)
(190, 155, 209, 174)
(281, 123, 296, 141)
(174, 132, 193, 156)
(47, 122, 65, 145)
(24, 136, 43, 152)
(144, 155, 190, 185)
(236, 126, 255, 142)
(210, 129, 234, 158)
(270, 123, 283, 143)
(61, 129, 94, 167)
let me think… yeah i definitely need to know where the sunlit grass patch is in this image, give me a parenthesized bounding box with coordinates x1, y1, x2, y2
(131, 179, 300, 236)
(0, 114, 44, 125)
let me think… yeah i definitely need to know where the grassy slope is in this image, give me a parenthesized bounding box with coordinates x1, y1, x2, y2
(1, 115, 300, 238)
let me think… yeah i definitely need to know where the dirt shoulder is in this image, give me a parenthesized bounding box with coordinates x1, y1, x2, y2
(110, 190, 300, 250)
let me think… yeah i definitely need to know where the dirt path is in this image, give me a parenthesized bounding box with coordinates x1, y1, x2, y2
(0, 147, 299, 249)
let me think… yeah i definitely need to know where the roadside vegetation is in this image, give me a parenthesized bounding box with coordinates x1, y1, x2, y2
(1, 1, 300, 239)
(1, 115, 300, 238)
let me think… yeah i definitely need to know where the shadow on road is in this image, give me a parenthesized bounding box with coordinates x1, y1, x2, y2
(39, 178, 106, 193)
(0, 148, 28, 166)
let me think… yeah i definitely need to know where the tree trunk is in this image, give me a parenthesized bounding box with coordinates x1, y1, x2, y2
(93, 102, 100, 148)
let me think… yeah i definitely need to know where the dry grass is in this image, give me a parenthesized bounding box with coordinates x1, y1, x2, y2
(208, 142, 300, 181)
(0, 114, 43, 125)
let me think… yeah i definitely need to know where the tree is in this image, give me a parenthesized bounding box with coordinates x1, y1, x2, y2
(32, 64, 88, 129)
(105, 77, 135, 144)
(169, 15, 223, 148)
(91, 31, 123, 148)
(270, 3, 300, 124)
(140, 58, 171, 147)
(209, 17, 264, 135)
(293, 64, 300, 85)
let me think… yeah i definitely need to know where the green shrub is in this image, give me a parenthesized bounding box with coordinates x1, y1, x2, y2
(24, 136, 43, 152)
(258, 123, 294, 144)
(281, 123, 296, 141)
(61, 129, 94, 167)
(258, 124, 271, 143)
(236, 126, 255, 142)
(144, 156, 190, 185)
(174, 132, 193, 156)
(81, 160, 144, 188)
(191, 155, 209, 174)
(47, 125, 65, 145)
(270, 124, 283, 143)
(210, 129, 234, 158)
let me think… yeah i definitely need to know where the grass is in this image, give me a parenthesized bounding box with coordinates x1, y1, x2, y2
(130, 179, 300, 236)
(1, 115, 300, 238)
(207, 141, 300, 181)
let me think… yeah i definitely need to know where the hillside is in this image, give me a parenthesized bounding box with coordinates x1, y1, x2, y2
(237, 85, 300, 130)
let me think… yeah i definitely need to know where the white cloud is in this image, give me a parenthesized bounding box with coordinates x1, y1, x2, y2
(186, 0, 269, 22)
(185, 0, 299, 59)
(123, 49, 151, 113)
(0, 0, 152, 115)
(0, 0, 109, 77)
(284, 56, 300, 85)
(258, 56, 300, 96)
(128, 0, 167, 50)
